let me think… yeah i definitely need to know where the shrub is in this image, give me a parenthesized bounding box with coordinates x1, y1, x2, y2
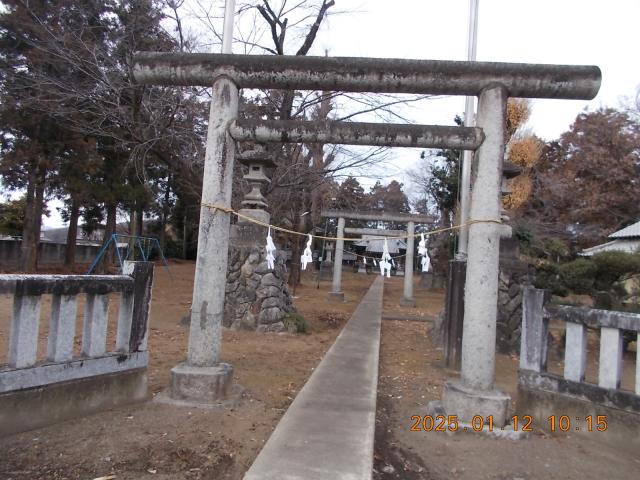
(282, 313, 308, 333)
(558, 259, 597, 294)
(541, 237, 570, 261)
(592, 251, 640, 290)
(513, 223, 534, 254)
(534, 262, 568, 296)
(514, 222, 570, 262)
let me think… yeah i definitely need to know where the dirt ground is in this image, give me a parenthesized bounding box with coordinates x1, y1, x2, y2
(1, 266, 638, 479)
(0, 262, 374, 480)
(373, 277, 640, 480)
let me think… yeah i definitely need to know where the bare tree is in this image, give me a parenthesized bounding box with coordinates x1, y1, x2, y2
(187, 0, 436, 283)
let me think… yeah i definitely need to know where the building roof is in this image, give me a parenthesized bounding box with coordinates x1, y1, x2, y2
(580, 238, 640, 257)
(354, 236, 407, 254)
(609, 221, 640, 239)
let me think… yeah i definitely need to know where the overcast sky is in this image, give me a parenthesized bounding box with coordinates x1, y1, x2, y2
(312, 0, 639, 137)
(299, 0, 640, 191)
(41, 0, 640, 227)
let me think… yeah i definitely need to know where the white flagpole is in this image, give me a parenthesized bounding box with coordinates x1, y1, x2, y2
(456, 0, 479, 259)
(222, 0, 236, 54)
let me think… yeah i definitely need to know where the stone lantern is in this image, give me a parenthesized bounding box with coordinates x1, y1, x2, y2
(237, 145, 276, 224)
(225, 145, 295, 334)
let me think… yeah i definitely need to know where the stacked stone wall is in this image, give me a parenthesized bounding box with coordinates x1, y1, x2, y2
(497, 267, 532, 353)
(224, 225, 295, 332)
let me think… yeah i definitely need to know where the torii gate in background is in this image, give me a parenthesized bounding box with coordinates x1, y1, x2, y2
(132, 51, 600, 427)
(320, 209, 433, 305)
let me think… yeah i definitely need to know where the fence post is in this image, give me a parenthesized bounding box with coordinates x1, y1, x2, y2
(443, 259, 466, 370)
(599, 327, 623, 389)
(82, 294, 109, 357)
(123, 261, 154, 352)
(564, 322, 588, 382)
(520, 287, 549, 372)
(9, 293, 42, 368)
(48, 294, 77, 362)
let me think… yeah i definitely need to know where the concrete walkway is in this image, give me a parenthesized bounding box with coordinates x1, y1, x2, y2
(244, 276, 384, 480)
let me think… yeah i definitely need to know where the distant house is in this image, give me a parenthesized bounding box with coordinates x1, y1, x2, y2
(580, 221, 640, 256)
(354, 236, 407, 254)
(40, 223, 132, 246)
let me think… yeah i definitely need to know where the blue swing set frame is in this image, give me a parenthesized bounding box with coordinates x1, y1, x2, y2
(87, 234, 172, 278)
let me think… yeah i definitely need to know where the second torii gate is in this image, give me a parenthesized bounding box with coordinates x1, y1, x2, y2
(132, 52, 599, 427)
(321, 209, 433, 305)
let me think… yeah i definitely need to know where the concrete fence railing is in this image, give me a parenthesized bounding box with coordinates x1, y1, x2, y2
(518, 287, 640, 444)
(0, 261, 153, 435)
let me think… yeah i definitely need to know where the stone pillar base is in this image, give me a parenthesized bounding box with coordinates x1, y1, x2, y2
(167, 362, 234, 405)
(328, 291, 345, 302)
(399, 297, 416, 307)
(441, 381, 511, 427)
(426, 399, 527, 439)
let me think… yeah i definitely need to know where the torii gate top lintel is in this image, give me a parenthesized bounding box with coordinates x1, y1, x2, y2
(321, 209, 433, 225)
(133, 52, 601, 100)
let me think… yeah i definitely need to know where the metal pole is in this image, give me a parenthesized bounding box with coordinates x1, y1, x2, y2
(457, 0, 479, 259)
(222, 0, 235, 54)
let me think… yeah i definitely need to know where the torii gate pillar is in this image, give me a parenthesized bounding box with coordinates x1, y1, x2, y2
(400, 221, 416, 307)
(168, 76, 238, 404)
(438, 85, 512, 425)
(328, 217, 346, 302)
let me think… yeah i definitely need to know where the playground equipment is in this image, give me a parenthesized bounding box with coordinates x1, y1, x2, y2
(87, 234, 171, 278)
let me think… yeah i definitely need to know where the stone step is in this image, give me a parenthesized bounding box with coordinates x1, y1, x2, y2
(244, 276, 384, 480)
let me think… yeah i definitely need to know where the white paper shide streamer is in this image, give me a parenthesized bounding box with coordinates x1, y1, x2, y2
(265, 226, 277, 270)
(379, 239, 392, 278)
(300, 234, 313, 270)
(418, 233, 431, 272)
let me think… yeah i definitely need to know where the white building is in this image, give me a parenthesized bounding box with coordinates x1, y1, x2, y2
(580, 221, 640, 256)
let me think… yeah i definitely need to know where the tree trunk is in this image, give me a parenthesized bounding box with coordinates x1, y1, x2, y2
(309, 145, 325, 227)
(135, 207, 143, 237)
(20, 164, 45, 272)
(288, 236, 302, 287)
(288, 202, 308, 287)
(128, 208, 137, 260)
(64, 197, 80, 267)
(20, 167, 37, 272)
(99, 203, 117, 273)
(182, 214, 188, 260)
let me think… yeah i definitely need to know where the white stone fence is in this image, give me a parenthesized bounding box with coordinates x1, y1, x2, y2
(518, 287, 640, 429)
(0, 261, 153, 396)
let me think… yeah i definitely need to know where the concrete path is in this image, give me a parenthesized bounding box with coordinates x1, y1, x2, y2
(244, 276, 384, 480)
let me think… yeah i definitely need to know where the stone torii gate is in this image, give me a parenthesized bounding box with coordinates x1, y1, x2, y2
(133, 52, 600, 426)
(321, 209, 433, 305)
